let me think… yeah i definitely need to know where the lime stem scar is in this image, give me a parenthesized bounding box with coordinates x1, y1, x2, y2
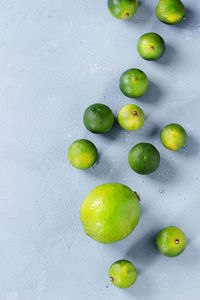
(175, 239, 180, 244)
(134, 191, 140, 201)
(124, 12, 130, 18)
(131, 111, 137, 116)
(110, 276, 114, 282)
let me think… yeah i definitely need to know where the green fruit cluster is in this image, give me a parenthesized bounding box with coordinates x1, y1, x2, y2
(68, 0, 188, 290)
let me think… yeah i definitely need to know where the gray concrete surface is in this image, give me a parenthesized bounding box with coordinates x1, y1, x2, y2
(0, 0, 199, 299)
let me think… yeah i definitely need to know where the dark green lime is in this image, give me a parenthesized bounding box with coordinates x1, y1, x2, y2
(128, 143, 160, 174)
(83, 103, 114, 133)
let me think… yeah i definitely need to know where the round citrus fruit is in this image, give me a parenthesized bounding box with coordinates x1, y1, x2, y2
(160, 123, 187, 151)
(109, 260, 137, 288)
(156, 0, 185, 24)
(137, 32, 165, 60)
(83, 103, 114, 133)
(118, 104, 145, 131)
(68, 139, 98, 169)
(156, 226, 186, 257)
(120, 68, 149, 98)
(128, 143, 160, 174)
(80, 183, 141, 243)
(108, 0, 138, 20)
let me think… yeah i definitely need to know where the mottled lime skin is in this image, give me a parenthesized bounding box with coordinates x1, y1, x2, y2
(137, 32, 165, 60)
(83, 103, 114, 133)
(80, 183, 141, 244)
(129, 143, 160, 175)
(120, 68, 149, 98)
(156, 0, 185, 24)
(160, 123, 187, 151)
(108, 0, 138, 20)
(109, 260, 137, 288)
(68, 139, 98, 169)
(156, 226, 186, 257)
(118, 104, 145, 131)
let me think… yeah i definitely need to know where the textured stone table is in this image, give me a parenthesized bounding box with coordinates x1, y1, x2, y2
(0, 0, 199, 299)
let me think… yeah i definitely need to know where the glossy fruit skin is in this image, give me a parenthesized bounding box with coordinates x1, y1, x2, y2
(156, 0, 185, 24)
(156, 226, 187, 257)
(108, 0, 138, 20)
(160, 123, 187, 151)
(80, 183, 141, 244)
(68, 139, 98, 169)
(129, 143, 160, 175)
(137, 32, 165, 60)
(120, 68, 149, 98)
(109, 260, 137, 288)
(118, 104, 145, 131)
(83, 103, 114, 133)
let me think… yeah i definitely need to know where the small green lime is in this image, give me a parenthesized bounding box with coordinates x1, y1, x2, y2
(129, 143, 160, 175)
(137, 32, 165, 60)
(109, 260, 137, 288)
(160, 123, 187, 151)
(108, 0, 138, 20)
(118, 104, 145, 131)
(80, 183, 141, 243)
(68, 139, 98, 169)
(120, 68, 149, 98)
(156, 0, 185, 24)
(156, 226, 187, 257)
(83, 103, 114, 133)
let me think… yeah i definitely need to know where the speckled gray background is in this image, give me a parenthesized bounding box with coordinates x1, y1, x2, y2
(0, 0, 199, 299)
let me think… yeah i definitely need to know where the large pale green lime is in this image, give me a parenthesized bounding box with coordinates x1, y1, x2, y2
(80, 183, 141, 243)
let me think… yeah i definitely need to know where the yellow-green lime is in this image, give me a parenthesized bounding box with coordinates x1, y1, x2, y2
(68, 139, 98, 169)
(156, 0, 185, 24)
(118, 104, 145, 131)
(129, 143, 160, 175)
(109, 260, 137, 288)
(120, 68, 149, 98)
(137, 32, 165, 60)
(80, 183, 141, 243)
(156, 226, 187, 257)
(160, 123, 187, 151)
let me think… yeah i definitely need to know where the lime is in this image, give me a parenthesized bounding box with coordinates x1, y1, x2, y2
(156, 226, 187, 257)
(120, 68, 149, 98)
(156, 0, 185, 24)
(83, 103, 114, 133)
(109, 260, 137, 288)
(118, 104, 145, 131)
(80, 183, 141, 243)
(68, 139, 98, 169)
(160, 123, 187, 151)
(128, 143, 160, 174)
(108, 0, 138, 20)
(137, 32, 165, 60)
